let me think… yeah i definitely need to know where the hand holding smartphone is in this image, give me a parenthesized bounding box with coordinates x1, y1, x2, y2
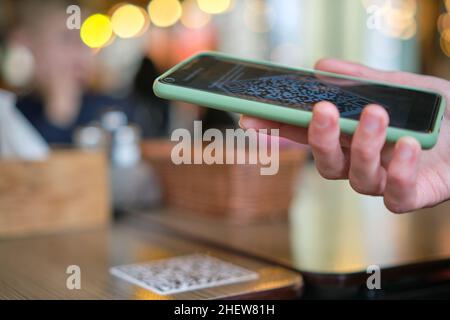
(153, 52, 445, 149)
(153, 52, 450, 213)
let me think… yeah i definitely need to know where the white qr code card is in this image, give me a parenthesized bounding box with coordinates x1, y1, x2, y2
(110, 254, 259, 295)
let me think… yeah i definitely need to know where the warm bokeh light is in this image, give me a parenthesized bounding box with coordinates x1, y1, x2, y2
(148, 0, 182, 28)
(80, 14, 114, 48)
(197, 0, 231, 14)
(443, 29, 450, 42)
(1, 45, 35, 87)
(438, 1, 450, 58)
(398, 20, 417, 40)
(362, 0, 417, 40)
(438, 13, 450, 34)
(441, 30, 450, 57)
(181, 0, 211, 29)
(111, 4, 149, 38)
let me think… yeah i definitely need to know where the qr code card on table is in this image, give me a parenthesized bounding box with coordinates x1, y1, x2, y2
(110, 254, 259, 295)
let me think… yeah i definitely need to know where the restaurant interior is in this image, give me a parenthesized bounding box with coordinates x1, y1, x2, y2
(1, 0, 450, 300)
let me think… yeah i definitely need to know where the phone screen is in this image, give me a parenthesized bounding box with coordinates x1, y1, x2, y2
(159, 55, 442, 133)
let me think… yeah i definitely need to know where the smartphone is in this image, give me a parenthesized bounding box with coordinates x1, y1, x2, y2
(153, 52, 446, 149)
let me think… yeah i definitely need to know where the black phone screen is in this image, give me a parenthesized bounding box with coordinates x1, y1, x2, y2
(159, 55, 442, 133)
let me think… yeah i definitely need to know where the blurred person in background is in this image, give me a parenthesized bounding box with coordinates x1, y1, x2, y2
(5, 0, 136, 144)
(133, 56, 171, 138)
(134, 55, 235, 134)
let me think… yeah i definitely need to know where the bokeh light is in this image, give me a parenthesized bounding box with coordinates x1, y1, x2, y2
(362, 0, 417, 40)
(438, 0, 450, 58)
(440, 30, 450, 57)
(437, 13, 450, 34)
(443, 29, 450, 42)
(80, 14, 114, 48)
(197, 0, 231, 14)
(148, 0, 182, 28)
(111, 4, 149, 38)
(1, 45, 35, 87)
(181, 0, 211, 29)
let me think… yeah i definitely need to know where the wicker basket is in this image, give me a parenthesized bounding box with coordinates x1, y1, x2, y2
(0, 149, 111, 238)
(142, 140, 306, 222)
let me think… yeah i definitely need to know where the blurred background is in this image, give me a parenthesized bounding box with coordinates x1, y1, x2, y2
(0, 0, 449, 143)
(1, 0, 450, 88)
(1, 0, 450, 295)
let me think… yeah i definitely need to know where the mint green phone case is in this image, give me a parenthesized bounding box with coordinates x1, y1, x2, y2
(153, 52, 446, 149)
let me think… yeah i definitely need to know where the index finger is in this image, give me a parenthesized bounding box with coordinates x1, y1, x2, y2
(239, 114, 353, 147)
(239, 115, 309, 144)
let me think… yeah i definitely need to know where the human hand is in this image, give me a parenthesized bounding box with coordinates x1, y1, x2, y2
(239, 59, 450, 213)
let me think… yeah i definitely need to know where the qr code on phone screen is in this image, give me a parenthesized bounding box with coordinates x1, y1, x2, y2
(220, 75, 377, 116)
(110, 254, 259, 295)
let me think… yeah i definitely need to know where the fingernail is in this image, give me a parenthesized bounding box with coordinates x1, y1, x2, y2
(314, 111, 330, 128)
(398, 141, 415, 160)
(362, 114, 380, 134)
(239, 117, 249, 128)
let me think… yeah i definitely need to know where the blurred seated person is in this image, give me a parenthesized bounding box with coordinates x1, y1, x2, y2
(7, 0, 136, 144)
(133, 56, 235, 136)
(133, 56, 171, 138)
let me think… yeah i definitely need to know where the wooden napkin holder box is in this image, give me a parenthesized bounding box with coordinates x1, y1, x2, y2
(0, 149, 111, 238)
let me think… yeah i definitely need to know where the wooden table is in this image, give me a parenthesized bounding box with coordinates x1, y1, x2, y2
(0, 218, 302, 300)
(143, 163, 450, 289)
(2, 164, 450, 299)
